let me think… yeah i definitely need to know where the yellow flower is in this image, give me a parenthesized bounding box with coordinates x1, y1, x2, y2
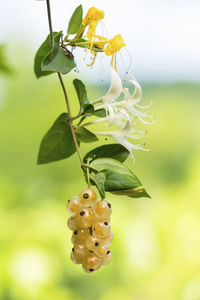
(82, 7, 104, 54)
(104, 35, 126, 71)
(104, 34, 126, 56)
(82, 7, 104, 26)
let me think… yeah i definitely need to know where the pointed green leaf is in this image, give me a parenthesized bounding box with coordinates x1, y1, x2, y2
(41, 31, 76, 74)
(73, 79, 95, 116)
(103, 169, 139, 190)
(83, 103, 95, 115)
(67, 5, 83, 35)
(83, 144, 129, 163)
(73, 79, 87, 106)
(75, 127, 98, 143)
(90, 158, 134, 177)
(94, 172, 106, 199)
(111, 187, 151, 198)
(90, 158, 150, 198)
(34, 32, 60, 78)
(37, 113, 76, 164)
(42, 47, 76, 74)
(42, 31, 62, 64)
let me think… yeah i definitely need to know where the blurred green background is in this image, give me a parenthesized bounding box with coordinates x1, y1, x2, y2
(1, 0, 200, 298)
(0, 56, 200, 300)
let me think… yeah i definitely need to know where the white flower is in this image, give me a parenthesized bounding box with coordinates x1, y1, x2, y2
(87, 67, 154, 160)
(94, 119, 148, 161)
(92, 67, 122, 105)
(114, 76, 154, 125)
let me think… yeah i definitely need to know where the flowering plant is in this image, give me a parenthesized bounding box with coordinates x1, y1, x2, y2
(34, 1, 153, 272)
(35, 3, 153, 199)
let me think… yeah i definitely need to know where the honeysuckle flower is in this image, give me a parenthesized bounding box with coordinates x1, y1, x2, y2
(81, 7, 105, 54)
(104, 35, 126, 56)
(104, 34, 126, 70)
(92, 67, 122, 125)
(115, 77, 154, 125)
(93, 119, 148, 161)
(71, 7, 125, 69)
(92, 67, 122, 105)
(87, 67, 153, 160)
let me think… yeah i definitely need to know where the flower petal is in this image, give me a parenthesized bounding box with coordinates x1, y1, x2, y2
(103, 67, 122, 103)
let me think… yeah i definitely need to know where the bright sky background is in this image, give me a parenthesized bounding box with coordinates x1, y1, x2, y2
(0, 0, 200, 82)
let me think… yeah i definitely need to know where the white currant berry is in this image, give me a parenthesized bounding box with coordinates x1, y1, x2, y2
(85, 235, 102, 252)
(92, 221, 110, 238)
(73, 243, 89, 258)
(70, 250, 82, 264)
(82, 254, 101, 273)
(79, 188, 97, 206)
(66, 196, 82, 215)
(95, 244, 110, 258)
(94, 200, 112, 219)
(75, 208, 95, 228)
(101, 250, 111, 266)
(102, 230, 113, 244)
(67, 216, 78, 231)
(71, 229, 89, 244)
(67, 188, 113, 272)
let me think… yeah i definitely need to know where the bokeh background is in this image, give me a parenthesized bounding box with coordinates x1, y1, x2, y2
(0, 1, 200, 300)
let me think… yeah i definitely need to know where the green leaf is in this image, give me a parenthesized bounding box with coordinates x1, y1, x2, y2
(0, 44, 12, 75)
(42, 31, 62, 65)
(94, 109, 107, 118)
(83, 144, 129, 163)
(90, 158, 134, 177)
(73, 79, 95, 116)
(42, 48, 76, 74)
(67, 5, 83, 35)
(111, 187, 151, 198)
(90, 158, 150, 198)
(34, 32, 58, 78)
(83, 103, 95, 115)
(103, 169, 139, 191)
(41, 31, 76, 74)
(73, 79, 87, 106)
(75, 127, 98, 143)
(94, 172, 106, 199)
(37, 113, 76, 164)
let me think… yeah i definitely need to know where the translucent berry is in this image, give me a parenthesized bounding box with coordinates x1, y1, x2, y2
(95, 244, 110, 258)
(66, 196, 82, 215)
(86, 235, 102, 251)
(102, 230, 113, 244)
(92, 221, 110, 238)
(70, 251, 82, 264)
(94, 200, 112, 219)
(79, 188, 97, 206)
(82, 254, 101, 273)
(73, 243, 89, 258)
(67, 216, 78, 231)
(71, 229, 89, 244)
(75, 208, 95, 228)
(101, 250, 112, 265)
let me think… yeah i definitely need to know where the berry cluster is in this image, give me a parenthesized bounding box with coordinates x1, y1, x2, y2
(67, 188, 113, 273)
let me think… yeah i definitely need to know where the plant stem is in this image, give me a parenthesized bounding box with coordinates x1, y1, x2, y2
(45, 0, 86, 176)
(57, 73, 83, 167)
(46, 0, 53, 43)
